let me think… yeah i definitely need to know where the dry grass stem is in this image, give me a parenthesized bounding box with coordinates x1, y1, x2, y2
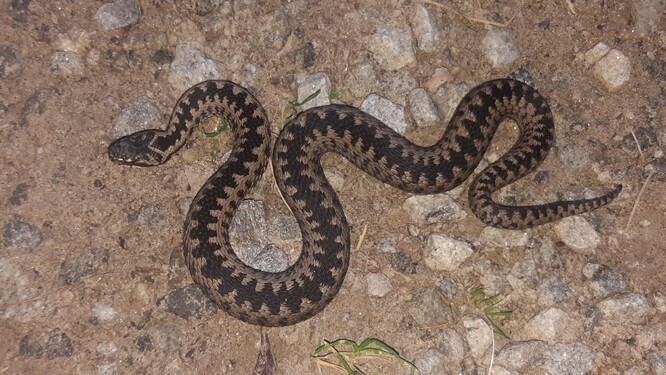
(625, 170, 654, 231)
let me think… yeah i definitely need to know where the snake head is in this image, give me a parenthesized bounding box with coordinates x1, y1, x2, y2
(108, 130, 164, 166)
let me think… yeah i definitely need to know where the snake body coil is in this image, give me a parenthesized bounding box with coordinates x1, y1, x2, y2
(108, 79, 621, 326)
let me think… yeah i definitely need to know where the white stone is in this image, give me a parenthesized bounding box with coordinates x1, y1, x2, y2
(366, 272, 392, 297)
(412, 4, 441, 52)
(424, 234, 474, 271)
(482, 29, 519, 67)
(554, 216, 600, 251)
(593, 49, 631, 91)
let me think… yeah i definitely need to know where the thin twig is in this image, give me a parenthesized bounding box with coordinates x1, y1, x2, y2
(630, 130, 644, 158)
(488, 328, 495, 375)
(625, 170, 654, 231)
(565, 0, 577, 15)
(355, 223, 369, 252)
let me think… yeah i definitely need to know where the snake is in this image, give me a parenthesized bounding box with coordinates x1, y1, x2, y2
(108, 78, 622, 326)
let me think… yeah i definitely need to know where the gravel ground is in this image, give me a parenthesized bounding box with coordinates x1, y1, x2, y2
(1, 1, 665, 374)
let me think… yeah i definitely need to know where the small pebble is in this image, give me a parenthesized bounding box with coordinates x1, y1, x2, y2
(540, 343, 596, 375)
(496, 340, 547, 371)
(109, 97, 161, 138)
(592, 49, 631, 91)
(3, 221, 43, 250)
(523, 307, 581, 344)
(412, 349, 445, 375)
(94, 0, 141, 31)
(408, 88, 440, 128)
(50, 51, 83, 76)
(158, 284, 218, 320)
(365, 272, 392, 297)
(411, 4, 441, 52)
(582, 263, 626, 297)
(168, 44, 223, 91)
(360, 94, 408, 135)
(554, 216, 601, 251)
(409, 288, 448, 326)
(481, 29, 519, 67)
(92, 302, 116, 322)
(403, 194, 467, 224)
(463, 316, 493, 359)
(296, 72, 331, 110)
(597, 293, 649, 324)
(478, 226, 529, 248)
(0, 45, 23, 79)
(423, 234, 474, 272)
(367, 27, 416, 71)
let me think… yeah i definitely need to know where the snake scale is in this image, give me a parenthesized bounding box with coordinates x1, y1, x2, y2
(108, 78, 622, 326)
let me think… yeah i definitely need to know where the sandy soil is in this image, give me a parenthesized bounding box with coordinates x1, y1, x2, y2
(1, 1, 664, 374)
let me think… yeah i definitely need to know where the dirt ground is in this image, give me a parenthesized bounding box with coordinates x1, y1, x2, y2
(1, 0, 665, 374)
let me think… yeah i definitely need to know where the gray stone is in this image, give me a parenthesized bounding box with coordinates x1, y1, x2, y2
(409, 288, 448, 326)
(50, 51, 83, 76)
(648, 351, 666, 375)
(366, 272, 392, 297)
(158, 284, 218, 320)
(382, 70, 417, 105)
(109, 97, 161, 138)
(19, 335, 43, 357)
(523, 307, 581, 344)
(597, 293, 650, 324)
(538, 275, 573, 306)
(360, 94, 408, 135)
(168, 44, 223, 91)
(554, 216, 600, 251)
(592, 49, 631, 91)
(496, 340, 547, 371)
(230, 200, 267, 244)
(634, 0, 666, 35)
(539, 343, 596, 375)
(376, 236, 398, 253)
(391, 252, 418, 274)
(478, 226, 529, 248)
(432, 83, 471, 122)
(367, 27, 416, 71)
(463, 316, 493, 359)
(437, 328, 465, 365)
(238, 244, 289, 273)
(582, 263, 626, 297)
(45, 330, 74, 359)
(508, 256, 538, 290)
(411, 4, 441, 52)
(59, 248, 110, 285)
(94, 0, 140, 31)
(482, 29, 519, 67)
(296, 72, 331, 110)
(408, 88, 440, 128)
(424, 234, 473, 272)
(3, 221, 43, 250)
(527, 237, 563, 270)
(346, 60, 378, 98)
(412, 349, 445, 375)
(0, 45, 23, 79)
(403, 194, 467, 224)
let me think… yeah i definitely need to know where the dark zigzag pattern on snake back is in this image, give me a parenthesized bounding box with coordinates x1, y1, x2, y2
(108, 78, 622, 326)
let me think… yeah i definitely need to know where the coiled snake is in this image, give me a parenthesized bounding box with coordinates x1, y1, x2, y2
(108, 78, 621, 326)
